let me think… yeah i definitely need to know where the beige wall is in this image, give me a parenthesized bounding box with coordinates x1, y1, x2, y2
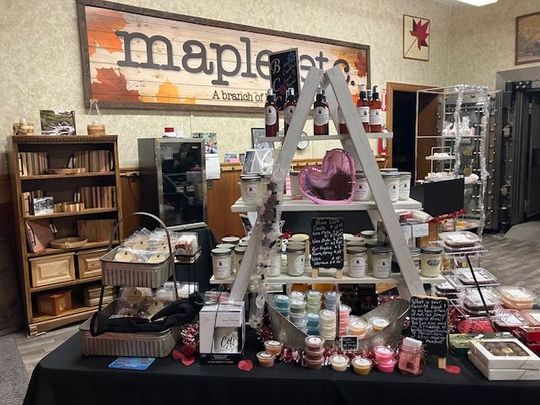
(0, 0, 453, 174)
(448, 0, 540, 88)
(1, 0, 539, 175)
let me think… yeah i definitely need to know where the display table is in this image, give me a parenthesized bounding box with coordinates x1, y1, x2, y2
(24, 330, 540, 405)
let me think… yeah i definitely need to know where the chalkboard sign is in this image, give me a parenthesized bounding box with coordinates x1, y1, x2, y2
(310, 217, 344, 269)
(269, 48, 300, 110)
(340, 336, 359, 352)
(410, 296, 449, 357)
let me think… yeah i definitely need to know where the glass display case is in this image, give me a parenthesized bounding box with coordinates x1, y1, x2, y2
(138, 138, 207, 229)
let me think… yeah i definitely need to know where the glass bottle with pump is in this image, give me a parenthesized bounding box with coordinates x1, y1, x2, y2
(357, 84, 370, 132)
(313, 88, 329, 136)
(265, 89, 279, 137)
(369, 85, 383, 133)
(283, 88, 297, 136)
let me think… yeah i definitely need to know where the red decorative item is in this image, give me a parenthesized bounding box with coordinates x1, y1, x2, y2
(445, 365, 462, 374)
(457, 318, 495, 334)
(181, 356, 196, 367)
(238, 359, 254, 372)
(410, 19, 430, 50)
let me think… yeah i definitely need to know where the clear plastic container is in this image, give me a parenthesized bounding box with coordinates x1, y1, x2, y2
(461, 289, 500, 315)
(455, 267, 497, 286)
(498, 286, 536, 310)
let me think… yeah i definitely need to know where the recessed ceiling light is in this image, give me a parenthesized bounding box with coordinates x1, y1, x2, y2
(455, 0, 497, 6)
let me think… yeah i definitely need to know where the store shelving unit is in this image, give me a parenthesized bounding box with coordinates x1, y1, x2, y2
(229, 66, 429, 301)
(416, 86, 495, 234)
(8, 135, 123, 335)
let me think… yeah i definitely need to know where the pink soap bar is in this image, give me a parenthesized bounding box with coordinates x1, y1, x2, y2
(377, 359, 397, 373)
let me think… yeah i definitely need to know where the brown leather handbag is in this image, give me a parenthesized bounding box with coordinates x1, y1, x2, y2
(25, 220, 54, 253)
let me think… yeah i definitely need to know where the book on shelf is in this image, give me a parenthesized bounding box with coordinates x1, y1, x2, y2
(72, 150, 113, 172)
(18, 152, 49, 176)
(21, 190, 45, 216)
(79, 186, 116, 209)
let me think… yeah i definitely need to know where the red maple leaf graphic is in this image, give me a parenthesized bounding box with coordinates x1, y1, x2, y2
(91, 68, 140, 103)
(410, 19, 430, 50)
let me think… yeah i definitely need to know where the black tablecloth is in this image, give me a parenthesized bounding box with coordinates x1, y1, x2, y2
(24, 330, 540, 405)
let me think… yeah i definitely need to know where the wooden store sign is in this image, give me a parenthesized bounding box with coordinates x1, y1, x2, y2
(76, 0, 370, 112)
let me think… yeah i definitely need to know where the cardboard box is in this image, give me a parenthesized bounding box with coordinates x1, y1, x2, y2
(469, 352, 540, 380)
(199, 301, 245, 365)
(469, 338, 540, 370)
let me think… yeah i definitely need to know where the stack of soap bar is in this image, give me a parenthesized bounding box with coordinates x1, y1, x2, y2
(338, 305, 351, 337)
(274, 294, 290, 317)
(307, 313, 320, 335)
(324, 291, 338, 311)
(304, 335, 325, 370)
(306, 290, 322, 313)
(319, 309, 337, 340)
(290, 299, 308, 332)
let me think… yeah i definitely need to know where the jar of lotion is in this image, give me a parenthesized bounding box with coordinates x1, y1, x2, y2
(420, 246, 443, 278)
(398, 172, 412, 201)
(353, 171, 372, 201)
(240, 175, 261, 205)
(382, 172, 400, 202)
(211, 248, 232, 279)
(286, 245, 305, 276)
(371, 247, 393, 279)
(267, 244, 282, 277)
(347, 246, 367, 277)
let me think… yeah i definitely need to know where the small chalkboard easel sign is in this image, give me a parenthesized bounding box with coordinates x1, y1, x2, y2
(409, 295, 449, 369)
(269, 48, 300, 110)
(310, 217, 344, 278)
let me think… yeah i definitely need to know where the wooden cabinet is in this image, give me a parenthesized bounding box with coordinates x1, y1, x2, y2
(30, 253, 75, 287)
(8, 135, 123, 335)
(77, 249, 106, 279)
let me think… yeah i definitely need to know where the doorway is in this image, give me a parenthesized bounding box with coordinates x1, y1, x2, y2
(386, 82, 436, 180)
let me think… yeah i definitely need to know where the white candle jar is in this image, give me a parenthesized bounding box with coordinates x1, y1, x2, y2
(398, 172, 412, 201)
(286, 245, 305, 276)
(233, 246, 246, 272)
(420, 246, 443, 277)
(353, 171, 372, 201)
(289, 171, 301, 197)
(371, 247, 393, 279)
(267, 245, 282, 277)
(240, 175, 261, 205)
(382, 172, 400, 202)
(212, 248, 232, 279)
(347, 246, 368, 277)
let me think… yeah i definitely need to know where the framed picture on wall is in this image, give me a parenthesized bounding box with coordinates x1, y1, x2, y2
(515, 12, 540, 65)
(251, 128, 273, 149)
(403, 15, 430, 61)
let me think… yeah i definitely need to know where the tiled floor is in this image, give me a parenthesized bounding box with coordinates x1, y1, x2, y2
(10, 232, 540, 377)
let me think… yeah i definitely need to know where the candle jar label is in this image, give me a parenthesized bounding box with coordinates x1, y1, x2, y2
(348, 256, 366, 277)
(374, 258, 391, 278)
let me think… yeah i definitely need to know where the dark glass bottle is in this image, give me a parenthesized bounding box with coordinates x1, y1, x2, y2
(283, 88, 297, 136)
(338, 106, 348, 135)
(357, 84, 370, 132)
(313, 88, 329, 136)
(265, 89, 279, 137)
(369, 85, 382, 133)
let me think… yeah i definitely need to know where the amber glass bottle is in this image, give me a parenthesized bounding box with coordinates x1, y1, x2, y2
(283, 88, 297, 136)
(356, 84, 370, 132)
(313, 88, 329, 135)
(369, 85, 382, 133)
(265, 89, 279, 137)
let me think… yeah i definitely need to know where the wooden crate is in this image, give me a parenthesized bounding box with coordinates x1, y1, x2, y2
(77, 249, 106, 279)
(30, 253, 75, 287)
(37, 290, 72, 316)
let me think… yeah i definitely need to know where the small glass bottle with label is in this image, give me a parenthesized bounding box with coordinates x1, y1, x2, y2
(265, 88, 279, 137)
(369, 85, 383, 133)
(338, 106, 348, 135)
(283, 88, 297, 136)
(313, 88, 329, 135)
(356, 84, 370, 132)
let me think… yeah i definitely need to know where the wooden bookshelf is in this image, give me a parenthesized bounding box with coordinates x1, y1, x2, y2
(8, 135, 123, 335)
